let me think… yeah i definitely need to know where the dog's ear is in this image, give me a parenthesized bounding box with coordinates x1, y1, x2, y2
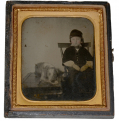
(56, 68, 64, 77)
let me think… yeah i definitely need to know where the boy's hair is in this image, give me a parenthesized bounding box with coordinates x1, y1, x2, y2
(69, 29, 84, 43)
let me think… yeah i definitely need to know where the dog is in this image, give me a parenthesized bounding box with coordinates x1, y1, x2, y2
(35, 62, 63, 85)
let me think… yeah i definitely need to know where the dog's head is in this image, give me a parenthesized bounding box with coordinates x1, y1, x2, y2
(40, 67, 63, 84)
(35, 63, 63, 84)
(46, 67, 63, 84)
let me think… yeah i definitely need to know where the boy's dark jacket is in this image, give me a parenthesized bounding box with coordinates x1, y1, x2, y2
(62, 46, 93, 68)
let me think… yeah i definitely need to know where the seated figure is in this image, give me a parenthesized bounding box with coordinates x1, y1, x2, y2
(62, 29, 96, 100)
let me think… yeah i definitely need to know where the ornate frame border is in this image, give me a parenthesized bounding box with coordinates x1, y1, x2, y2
(5, 1, 114, 118)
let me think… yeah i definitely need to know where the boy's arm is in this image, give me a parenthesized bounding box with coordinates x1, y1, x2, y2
(80, 61, 93, 72)
(80, 48, 93, 72)
(63, 61, 74, 67)
(63, 61, 80, 71)
(62, 47, 80, 71)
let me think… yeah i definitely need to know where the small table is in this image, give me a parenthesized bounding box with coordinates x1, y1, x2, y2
(22, 73, 63, 101)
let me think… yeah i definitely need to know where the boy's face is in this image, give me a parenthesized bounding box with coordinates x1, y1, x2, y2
(71, 36, 81, 47)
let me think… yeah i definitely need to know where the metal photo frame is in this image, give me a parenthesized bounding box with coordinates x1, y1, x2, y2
(4, 1, 114, 118)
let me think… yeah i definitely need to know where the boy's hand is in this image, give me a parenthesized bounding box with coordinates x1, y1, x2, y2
(80, 61, 93, 72)
(72, 64, 80, 71)
(86, 61, 93, 69)
(80, 64, 88, 72)
(63, 61, 80, 71)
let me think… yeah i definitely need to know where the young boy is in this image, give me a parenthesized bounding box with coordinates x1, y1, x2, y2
(62, 29, 95, 100)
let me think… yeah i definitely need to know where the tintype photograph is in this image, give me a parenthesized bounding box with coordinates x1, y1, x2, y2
(21, 17, 96, 101)
(4, 1, 114, 118)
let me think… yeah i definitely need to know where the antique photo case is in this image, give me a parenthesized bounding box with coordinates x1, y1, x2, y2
(5, 1, 114, 118)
